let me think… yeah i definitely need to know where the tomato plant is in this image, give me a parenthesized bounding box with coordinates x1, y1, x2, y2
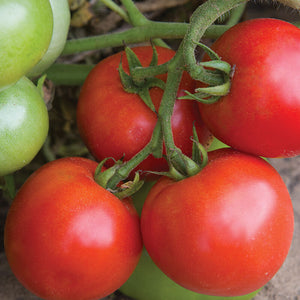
(120, 181, 260, 300)
(0, 77, 49, 176)
(141, 148, 294, 297)
(77, 46, 212, 178)
(197, 18, 300, 158)
(27, 0, 71, 78)
(0, 0, 53, 91)
(4, 157, 142, 300)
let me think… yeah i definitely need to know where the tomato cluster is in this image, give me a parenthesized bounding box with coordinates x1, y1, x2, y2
(1, 4, 298, 300)
(0, 0, 70, 176)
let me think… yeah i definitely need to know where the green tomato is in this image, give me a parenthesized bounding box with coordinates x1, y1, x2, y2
(27, 0, 70, 78)
(0, 77, 49, 176)
(0, 0, 53, 91)
(119, 182, 260, 300)
(120, 248, 260, 300)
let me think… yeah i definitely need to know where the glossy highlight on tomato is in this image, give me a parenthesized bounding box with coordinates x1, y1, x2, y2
(77, 46, 212, 179)
(141, 148, 294, 296)
(4, 157, 142, 300)
(198, 18, 300, 158)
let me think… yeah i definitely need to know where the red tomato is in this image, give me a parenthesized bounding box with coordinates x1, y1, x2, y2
(197, 18, 300, 158)
(141, 148, 294, 296)
(77, 46, 211, 179)
(4, 157, 142, 300)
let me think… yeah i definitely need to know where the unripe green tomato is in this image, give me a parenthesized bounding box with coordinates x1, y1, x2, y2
(27, 0, 71, 78)
(120, 182, 260, 300)
(120, 248, 259, 300)
(0, 0, 53, 91)
(0, 77, 49, 176)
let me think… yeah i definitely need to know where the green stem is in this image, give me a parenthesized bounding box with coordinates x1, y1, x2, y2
(121, 0, 149, 25)
(106, 121, 163, 189)
(120, 0, 169, 47)
(183, 0, 248, 85)
(131, 61, 170, 83)
(157, 51, 184, 156)
(100, 0, 130, 22)
(3, 174, 16, 201)
(226, 2, 247, 26)
(46, 64, 94, 85)
(62, 23, 231, 56)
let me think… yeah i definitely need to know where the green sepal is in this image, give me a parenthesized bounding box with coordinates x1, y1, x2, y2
(192, 125, 208, 169)
(200, 60, 231, 75)
(114, 172, 144, 199)
(119, 46, 166, 113)
(125, 46, 143, 75)
(94, 157, 122, 190)
(94, 158, 145, 199)
(168, 148, 201, 179)
(179, 90, 221, 104)
(37, 74, 47, 98)
(194, 41, 220, 60)
(195, 79, 231, 96)
(149, 43, 158, 67)
(119, 61, 137, 93)
(138, 88, 157, 113)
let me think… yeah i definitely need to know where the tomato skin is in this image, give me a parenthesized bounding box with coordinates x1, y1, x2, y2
(141, 148, 294, 296)
(4, 157, 142, 300)
(120, 181, 260, 300)
(198, 18, 300, 158)
(0, 0, 53, 91)
(28, 0, 70, 78)
(0, 77, 49, 176)
(77, 46, 211, 179)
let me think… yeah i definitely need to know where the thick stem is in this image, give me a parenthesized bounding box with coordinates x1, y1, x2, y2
(46, 64, 94, 85)
(101, 0, 130, 22)
(183, 0, 248, 85)
(105, 121, 163, 189)
(61, 23, 231, 56)
(226, 3, 247, 26)
(120, 0, 149, 26)
(157, 51, 184, 157)
(120, 0, 169, 47)
(131, 61, 170, 83)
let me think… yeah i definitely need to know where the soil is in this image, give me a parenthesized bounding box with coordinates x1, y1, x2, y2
(1, 0, 300, 299)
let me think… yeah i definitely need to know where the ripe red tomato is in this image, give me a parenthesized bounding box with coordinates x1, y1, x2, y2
(4, 157, 142, 300)
(141, 148, 294, 297)
(197, 18, 300, 158)
(120, 181, 260, 300)
(77, 46, 211, 179)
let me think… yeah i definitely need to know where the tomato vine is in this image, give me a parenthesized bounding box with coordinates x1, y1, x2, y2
(1, 0, 299, 299)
